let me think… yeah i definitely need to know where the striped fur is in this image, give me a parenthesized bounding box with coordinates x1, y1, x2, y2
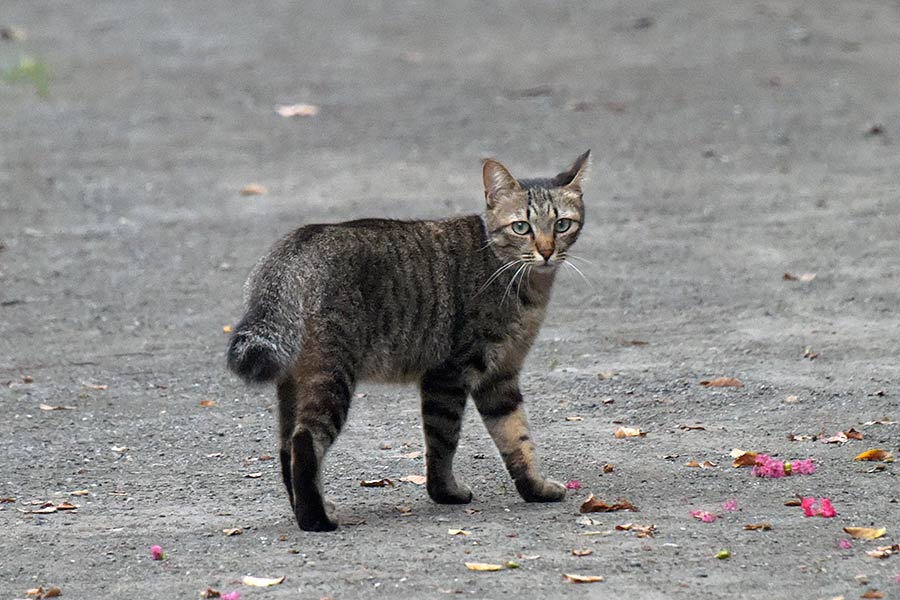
(227, 151, 590, 531)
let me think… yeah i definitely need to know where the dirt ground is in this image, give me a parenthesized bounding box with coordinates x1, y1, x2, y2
(2, 2, 899, 599)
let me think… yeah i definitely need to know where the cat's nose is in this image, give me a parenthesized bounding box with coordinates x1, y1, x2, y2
(537, 247, 553, 261)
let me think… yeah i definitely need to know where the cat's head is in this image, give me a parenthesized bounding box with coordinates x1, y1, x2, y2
(482, 150, 590, 271)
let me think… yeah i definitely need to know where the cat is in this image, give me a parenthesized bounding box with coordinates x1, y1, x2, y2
(227, 150, 590, 531)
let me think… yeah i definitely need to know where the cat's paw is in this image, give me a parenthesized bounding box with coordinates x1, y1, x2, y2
(516, 478, 566, 502)
(296, 501, 339, 532)
(427, 479, 474, 504)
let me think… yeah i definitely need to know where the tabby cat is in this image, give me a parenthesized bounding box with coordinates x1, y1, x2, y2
(227, 151, 590, 531)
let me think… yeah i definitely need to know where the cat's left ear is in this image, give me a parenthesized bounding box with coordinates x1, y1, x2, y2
(554, 149, 591, 193)
(483, 159, 521, 208)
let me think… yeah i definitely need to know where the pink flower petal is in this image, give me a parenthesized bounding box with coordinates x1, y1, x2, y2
(691, 510, 717, 523)
(221, 593, 240, 600)
(722, 499, 738, 512)
(838, 539, 853, 549)
(565, 479, 582, 490)
(818, 498, 837, 518)
(800, 497, 816, 517)
(151, 545, 164, 560)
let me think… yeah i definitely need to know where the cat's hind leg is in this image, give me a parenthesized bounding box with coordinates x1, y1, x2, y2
(281, 361, 354, 532)
(472, 374, 565, 502)
(420, 369, 473, 504)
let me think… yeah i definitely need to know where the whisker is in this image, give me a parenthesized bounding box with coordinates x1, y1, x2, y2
(562, 260, 595, 291)
(501, 263, 528, 306)
(564, 253, 597, 266)
(475, 259, 523, 297)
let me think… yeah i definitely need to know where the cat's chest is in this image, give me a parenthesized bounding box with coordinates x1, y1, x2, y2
(472, 304, 546, 380)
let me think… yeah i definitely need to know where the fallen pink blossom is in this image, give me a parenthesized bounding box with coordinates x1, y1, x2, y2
(151, 545, 164, 560)
(565, 479, 582, 490)
(221, 592, 240, 600)
(838, 539, 853, 549)
(722, 499, 738, 512)
(800, 497, 836, 518)
(752, 454, 816, 478)
(791, 459, 816, 475)
(691, 510, 717, 523)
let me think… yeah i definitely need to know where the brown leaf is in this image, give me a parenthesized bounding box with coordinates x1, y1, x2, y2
(39, 404, 76, 411)
(222, 325, 233, 333)
(223, 527, 244, 536)
(275, 103, 319, 117)
(25, 589, 43, 598)
(743, 523, 773, 531)
(861, 590, 884, 599)
(580, 494, 638, 513)
(601, 463, 615, 473)
(684, 460, 718, 468)
(360, 478, 394, 487)
(69, 490, 89, 496)
(43, 588, 62, 599)
(564, 573, 604, 583)
(784, 499, 802, 507)
(624, 339, 649, 346)
(861, 419, 898, 426)
(845, 428, 864, 440)
(565, 416, 584, 422)
(395, 451, 423, 459)
(803, 346, 819, 360)
(464, 562, 503, 572)
(597, 371, 618, 380)
(855, 449, 894, 462)
(731, 449, 758, 468)
(614, 427, 646, 439)
(787, 433, 815, 442)
(615, 523, 656, 537)
(784, 395, 801, 403)
(56, 502, 77, 511)
(447, 529, 470, 536)
(822, 432, 849, 444)
(866, 544, 900, 559)
(844, 527, 887, 540)
(572, 548, 593, 556)
(399, 475, 426, 485)
(679, 424, 706, 431)
(242, 575, 285, 587)
(239, 184, 268, 196)
(199, 399, 217, 408)
(700, 377, 743, 388)
(0, 497, 15, 503)
(200, 589, 221, 599)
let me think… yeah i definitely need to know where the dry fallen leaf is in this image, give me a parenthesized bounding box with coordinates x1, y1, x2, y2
(844, 527, 887, 540)
(700, 377, 743, 388)
(615, 523, 656, 537)
(25, 589, 43, 598)
(447, 529, 470, 536)
(83, 383, 108, 390)
(360, 478, 394, 487)
(244, 472, 263, 479)
(731, 449, 758, 468)
(614, 427, 646, 439)
(580, 494, 637, 513)
(242, 575, 285, 587)
(275, 103, 319, 117)
(565, 416, 584, 422)
(239, 184, 268, 196)
(39, 404, 76, 411)
(784, 498, 802, 507)
(743, 523, 773, 531)
(866, 544, 900, 559)
(684, 460, 717, 469)
(200, 589, 221, 599)
(56, 502, 77, 511)
(785, 395, 800, 403)
(69, 490, 89, 496)
(572, 548, 593, 556)
(787, 433, 816, 442)
(822, 432, 849, 444)
(861, 590, 885, 599)
(803, 346, 820, 360)
(42, 588, 62, 599)
(783, 272, 816, 282)
(222, 325, 233, 333)
(464, 562, 503, 572)
(399, 475, 426, 485)
(855, 449, 894, 462)
(395, 451, 423, 459)
(223, 528, 244, 536)
(199, 399, 217, 408)
(861, 419, 898, 426)
(564, 573, 604, 583)
(679, 424, 706, 431)
(601, 463, 615, 473)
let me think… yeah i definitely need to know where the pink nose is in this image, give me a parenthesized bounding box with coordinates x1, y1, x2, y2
(537, 247, 553, 261)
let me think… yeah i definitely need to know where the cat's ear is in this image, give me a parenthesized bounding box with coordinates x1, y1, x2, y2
(483, 159, 521, 207)
(554, 149, 591, 193)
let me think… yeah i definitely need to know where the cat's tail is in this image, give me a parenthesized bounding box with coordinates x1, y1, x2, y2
(226, 266, 305, 384)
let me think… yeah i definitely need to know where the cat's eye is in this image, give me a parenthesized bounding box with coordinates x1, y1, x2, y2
(554, 218, 573, 233)
(510, 221, 532, 235)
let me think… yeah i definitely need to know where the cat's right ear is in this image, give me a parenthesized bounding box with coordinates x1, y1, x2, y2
(483, 159, 521, 208)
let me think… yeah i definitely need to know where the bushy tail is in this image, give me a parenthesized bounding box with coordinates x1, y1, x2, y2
(226, 277, 303, 384)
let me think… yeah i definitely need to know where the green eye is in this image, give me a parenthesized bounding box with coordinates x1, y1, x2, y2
(510, 221, 531, 235)
(555, 218, 573, 233)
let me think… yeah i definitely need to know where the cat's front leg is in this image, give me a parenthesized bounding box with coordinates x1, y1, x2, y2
(471, 374, 565, 502)
(420, 369, 473, 504)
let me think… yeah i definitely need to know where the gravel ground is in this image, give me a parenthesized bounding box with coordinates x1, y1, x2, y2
(2, 2, 899, 599)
